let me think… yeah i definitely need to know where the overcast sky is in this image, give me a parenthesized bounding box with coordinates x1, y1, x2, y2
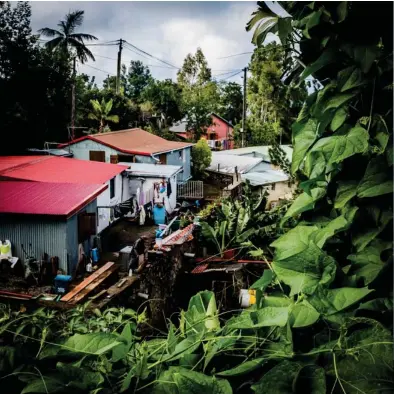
(30, 1, 259, 86)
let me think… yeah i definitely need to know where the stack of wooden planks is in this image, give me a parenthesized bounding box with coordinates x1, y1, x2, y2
(61, 262, 118, 305)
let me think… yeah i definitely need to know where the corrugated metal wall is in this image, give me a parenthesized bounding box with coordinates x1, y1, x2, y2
(0, 217, 68, 271)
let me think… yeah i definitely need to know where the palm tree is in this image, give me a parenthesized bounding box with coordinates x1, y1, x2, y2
(88, 99, 119, 133)
(38, 10, 97, 63)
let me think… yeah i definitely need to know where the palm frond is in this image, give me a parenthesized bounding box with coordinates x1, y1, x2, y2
(88, 113, 99, 121)
(44, 36, 65, 52)
(105, 114, 119, 124)
(89, 99, 102, 114)
(68, 38, 95, 63)
(65, 10, 85, 34)
(104, 99, 113, 115)
(38, 27, 63, 38)
(69, 33, 98, 42)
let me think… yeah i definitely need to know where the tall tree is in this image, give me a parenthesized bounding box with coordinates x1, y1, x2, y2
(246, 42, 307, 145)
(0, 1, 72, 154)
(177, 48, 212, 88)
(141, 79, 182, 128)
(218, 81, 243, 125)
(125, 60, 153, 103)
(38, 10, 97, 64)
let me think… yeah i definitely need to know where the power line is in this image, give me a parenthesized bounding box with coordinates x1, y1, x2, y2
(217, 52, 253, 59)
(83, 63, 114, 76)
(124, 40, 179, 69)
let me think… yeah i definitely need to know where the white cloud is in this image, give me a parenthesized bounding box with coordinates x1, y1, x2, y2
(30, 1, 257, 85)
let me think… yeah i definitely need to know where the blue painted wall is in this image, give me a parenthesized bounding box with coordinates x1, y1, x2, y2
(135, 147, 191, 182)
(66, 200, 97, 275)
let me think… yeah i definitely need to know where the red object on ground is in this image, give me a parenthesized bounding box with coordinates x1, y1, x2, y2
(191, 264, 209, 274)
(0, 181, 106, 217)
(0, 156, 127, 184)
(223, 249, 236, 259)
(59, 128, 194, 156)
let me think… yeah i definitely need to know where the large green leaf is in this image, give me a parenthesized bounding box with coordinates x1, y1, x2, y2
(253, 307, 289, 327)
(352, 209, 393, 251)
(338, 66, 365, 92)
(347, 239, 392, 284)
(353, 44, 380, 73)
(270, 225, 318, 260)
(282, 185, 327, 222)
(309, 286, 373, 316)
(357, 157, 393, 198)
(252, 360, 302, 393)
(289, 301, 320, 328)
(336, 1, 348, 23)
(272, 242, 337, 296)
(334, 180, 358, 209)
(294, 365, 326, 394)
(300, 48, 336, 81)
(312, 207, 358, 248)
(305, 126, 369, 178)
(330, 107, 347, 131)
(217, 357, 268, 377)
(324, 93, 356, 112)
(152, 367, 232, 394)
(250, 270, 273, 291)
(328, 318, 394, 393)
(184, 291, 220, 333)
(21, 376, 64, 394)
(200, 222, 221, 253)
(291, 118, 318, 174)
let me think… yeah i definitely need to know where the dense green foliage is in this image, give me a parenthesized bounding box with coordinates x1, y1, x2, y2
(191, 138, 212, 179)
(0, 2, 392, 393)
(246, 42, 307, 145)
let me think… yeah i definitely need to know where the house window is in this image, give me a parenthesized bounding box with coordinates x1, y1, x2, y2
(89, 151, 105, 162)
(179, 151, 182, 160)
(110, 177, 115, 199)
(271, 183, 276, 191)
(110, 155, 119, 164)
(288, 182, 292, 188)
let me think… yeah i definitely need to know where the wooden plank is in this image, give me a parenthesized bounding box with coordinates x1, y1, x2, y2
(68, 265, 118, 305)
(61, 262, 115, 302)
(91, 275, 139, 310)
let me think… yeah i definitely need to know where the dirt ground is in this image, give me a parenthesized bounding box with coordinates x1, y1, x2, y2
(100, 218, 156, 253)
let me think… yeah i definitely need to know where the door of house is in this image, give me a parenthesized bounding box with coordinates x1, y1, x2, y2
(159, 153, 167, 164)
(89, 151, 105, 162)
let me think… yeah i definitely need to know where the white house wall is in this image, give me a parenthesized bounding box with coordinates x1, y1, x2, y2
(68, 140, 120, 161)
(97, 173, 123, 233)
(265, 181, 296, 209)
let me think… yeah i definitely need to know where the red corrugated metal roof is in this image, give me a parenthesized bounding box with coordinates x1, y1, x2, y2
(0, 181, 107, 217)
(0, 156, 128, 184)
(0, 156, 48, 173)
(59, 128, 194, 155)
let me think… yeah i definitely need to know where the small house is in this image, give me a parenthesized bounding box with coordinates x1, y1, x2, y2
(0, 156, 128, 233)
(0, 181, 106, 274)
(170, 113, 234, 150)
(206, 148, 296, 208)
(59, 128, 193, 183)
(120, 162, 182, 217)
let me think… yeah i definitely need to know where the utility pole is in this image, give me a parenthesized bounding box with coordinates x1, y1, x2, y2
(241, 67, 247, 148)
(71, 56, 77, 140)
(116, 38, 123, 94)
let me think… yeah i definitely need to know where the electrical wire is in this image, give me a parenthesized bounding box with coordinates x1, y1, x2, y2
(124, 40, 179, 69)
(83, 63, 115, 76)
(217, 51, 253, 59)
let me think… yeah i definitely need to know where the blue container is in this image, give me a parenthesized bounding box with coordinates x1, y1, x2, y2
(54, 275, 72, 295)
(91, 248, 99, 263)
(153, 205, 166, 225)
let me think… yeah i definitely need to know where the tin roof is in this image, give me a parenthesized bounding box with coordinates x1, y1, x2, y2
(0, 181, 106, 217)
(242, 170, 289, 186)
(207, 153, 262, 174)
(216, 145, 293, 163)
(59, 128, 193, 155)
(120, 162, 182, 178)
(0, 156, 127, 184)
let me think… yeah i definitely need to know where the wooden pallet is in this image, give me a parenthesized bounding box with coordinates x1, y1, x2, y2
(68, 265, 119, 305)
(61, 262, 116, 303)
